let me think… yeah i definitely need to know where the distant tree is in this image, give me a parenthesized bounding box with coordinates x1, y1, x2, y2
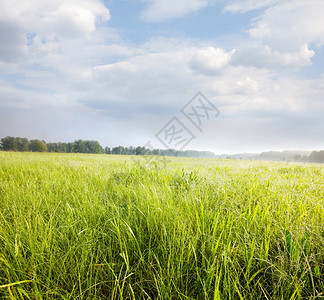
(85, 140, 92, 153)
(12, 137, 29, 152)
(66, 143, 74, 153)
(47, 142, 69, 153)
(309, 151, 324, 163)
(74, 140, 86, 153)
(293, 154, 301, 162)
(1, 136, 18, 151)
(85, 140, 104, 154)
(47, 142, 58, 152)
(152, 149, 160, 156)
(142, 147, 151, 155)
(57, 142, 67, 153)
(112, 146, 123, 155)
(0, 136, 226, 158)
(29, 139, 47, 152)
(128, 146, 135, 155)
(135, 146, 145, 155)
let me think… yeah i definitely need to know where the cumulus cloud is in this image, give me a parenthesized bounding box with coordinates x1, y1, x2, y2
(0, 0, 110, 31)
(248, 0, 324, 51)
(89, 43, 311, 116)
(0, 0, 110, 62)
(232, 43, 315, 69)
(224, 0, 323, 71)
(41, 4, 97, 38)
(189, 47, 235, 75)
(141, 0, 214, 22)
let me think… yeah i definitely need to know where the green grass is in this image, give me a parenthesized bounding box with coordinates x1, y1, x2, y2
(0, 152, 323, 299)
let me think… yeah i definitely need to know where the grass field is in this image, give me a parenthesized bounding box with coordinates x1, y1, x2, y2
(0, 152, 323, 299)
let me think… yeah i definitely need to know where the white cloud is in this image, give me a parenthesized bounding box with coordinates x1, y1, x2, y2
(190, 47, 235, 75)
(0, 0, 110, 62)
(92, 49, 195, 104)
(248, 0, 324, 51)
(225, 0, 323, 70)
(141, 0, 213, 22)
(41, 4, 97, 38)
(0, 0, 110, 28)
(89, 43, 313, 116)
(224, 0, 280, 13)
(232, 43, 314, 69)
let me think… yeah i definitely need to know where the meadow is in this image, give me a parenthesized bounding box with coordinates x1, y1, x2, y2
(0, 152, 323, 299)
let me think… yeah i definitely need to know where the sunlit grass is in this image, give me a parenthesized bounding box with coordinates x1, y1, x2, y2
(0, 152, 323, 299)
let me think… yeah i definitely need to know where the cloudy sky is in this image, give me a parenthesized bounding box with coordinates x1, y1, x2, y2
(0, 0, 323, 154)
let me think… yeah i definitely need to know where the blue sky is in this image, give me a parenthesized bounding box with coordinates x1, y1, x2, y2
(0, 0, 323, 154)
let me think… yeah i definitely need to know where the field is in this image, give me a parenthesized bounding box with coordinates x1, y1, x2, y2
(0, 152, 323, 299)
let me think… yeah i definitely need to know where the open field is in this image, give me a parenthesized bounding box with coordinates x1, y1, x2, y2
(0, 152, 323, 299)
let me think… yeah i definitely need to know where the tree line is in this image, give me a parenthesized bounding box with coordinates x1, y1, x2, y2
(0, 136, 105, 154)
(2, 136, 323, 162)
(217, 150, 324, 163)
(308, 150, 324, 163)
(0, 136, 216, 158)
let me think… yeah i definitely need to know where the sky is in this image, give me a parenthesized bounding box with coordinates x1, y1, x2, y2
(0, 0, 323, 154)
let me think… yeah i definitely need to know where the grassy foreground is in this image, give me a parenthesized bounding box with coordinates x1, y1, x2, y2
(0, 152, 323, 299)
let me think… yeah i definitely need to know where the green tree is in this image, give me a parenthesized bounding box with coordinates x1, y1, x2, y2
(29, 140, 47, 152)
(66, 143, 74, 153)
(85, 140, 104, 154)
(1, 136, 18, 151)
(57, 142, 67, 153)
(17, 138, 29, 151)
(136, 146, 145, 155)
(112, 146, 123, 155)
(47, 142, 58, 152)
(74, 140, 86, 153)
(153, 149, 160, 156)
(128, 146, 135, 155)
